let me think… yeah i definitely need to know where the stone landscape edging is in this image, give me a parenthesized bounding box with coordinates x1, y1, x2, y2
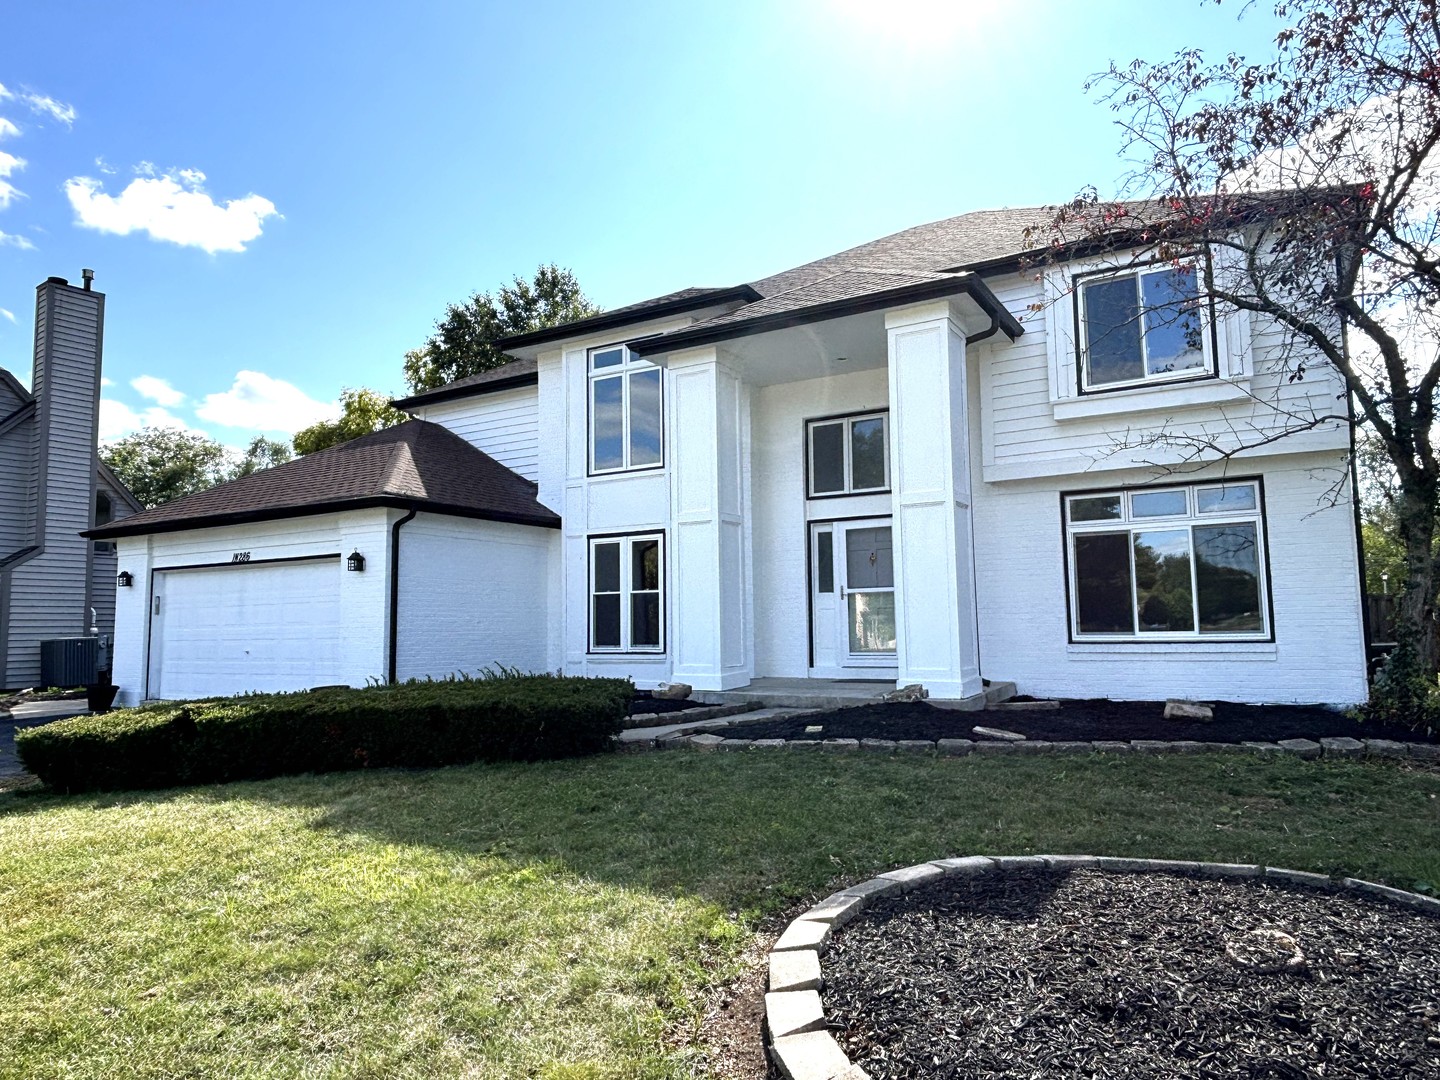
(622, 726, 1440, 763)
(764, 854, 1440, 1080)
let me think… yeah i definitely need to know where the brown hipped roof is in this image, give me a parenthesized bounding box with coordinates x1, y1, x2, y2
(86, 420, 559, 539)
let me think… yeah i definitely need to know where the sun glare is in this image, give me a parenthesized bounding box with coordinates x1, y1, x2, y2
(828, 0, 993, 48)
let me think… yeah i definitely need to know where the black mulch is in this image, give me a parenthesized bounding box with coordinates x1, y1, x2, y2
(823, 867, 1440, 1079)
(732, 699, 1434, 744)
(629, 693, 704, 716)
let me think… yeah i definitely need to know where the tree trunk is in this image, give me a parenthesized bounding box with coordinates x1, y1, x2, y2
(1393, 486, 1439, 675)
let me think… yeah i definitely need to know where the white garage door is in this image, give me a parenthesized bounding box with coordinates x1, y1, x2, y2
(149, 557, 345, 700)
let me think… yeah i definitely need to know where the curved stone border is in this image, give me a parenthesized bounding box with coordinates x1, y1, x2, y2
(764, 854, 1440, 1080)
(628, 729, 1440, 762)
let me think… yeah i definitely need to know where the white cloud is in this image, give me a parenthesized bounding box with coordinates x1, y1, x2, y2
(130, 374, 185, 407)
(64, 169, 279, 253)
(0, 308, 15, 324)
(0, 118, 18, 140)
(99, 375, 113, 386)
(98, 399, 202, 442)
(0, 229, 33, 250)
(0, 83, 75, 127)
(195, 370, 336, 434)
(0, 147, 24, 209)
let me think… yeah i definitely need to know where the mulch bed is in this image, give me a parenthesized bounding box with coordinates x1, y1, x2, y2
(732, 699, 1434, 745)
(629, 693, 705, 716)
(823, 867, 1440, 1079)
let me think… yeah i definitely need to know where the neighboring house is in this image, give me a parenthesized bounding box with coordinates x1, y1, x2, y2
(2, 274, 142, 690)
(92, 205, 1369, 706)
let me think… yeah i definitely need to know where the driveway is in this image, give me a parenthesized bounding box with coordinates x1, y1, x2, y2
(0, 701, 89, 780)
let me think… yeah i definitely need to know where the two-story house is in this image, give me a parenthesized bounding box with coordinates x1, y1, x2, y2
(2, 273, 141, 690)
(92, 205, 1369, 706)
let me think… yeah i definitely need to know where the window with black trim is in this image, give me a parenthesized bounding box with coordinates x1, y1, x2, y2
(1077, 263, 1211, 391)
(1064, 480, 1269, 641)
(807, 411, 889, 497)
(589, 533, 664, 652)
(589, 345, 662, 474)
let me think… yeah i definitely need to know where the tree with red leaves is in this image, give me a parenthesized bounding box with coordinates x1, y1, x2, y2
(1038, 0, 1440, 716)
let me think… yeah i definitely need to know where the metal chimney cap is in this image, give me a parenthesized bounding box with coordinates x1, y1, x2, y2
(81, 268, 95, 290)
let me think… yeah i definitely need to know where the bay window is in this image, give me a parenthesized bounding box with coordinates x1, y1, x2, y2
(1064, 480, 1269, 641)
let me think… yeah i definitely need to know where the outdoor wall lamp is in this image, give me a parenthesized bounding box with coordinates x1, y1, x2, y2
(116, 570, 134, 588)
(346, 550, 366, 573)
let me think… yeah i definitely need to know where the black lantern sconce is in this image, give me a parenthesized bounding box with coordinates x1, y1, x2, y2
(346, 550, 366, 573)
(116, 570, 134, 588)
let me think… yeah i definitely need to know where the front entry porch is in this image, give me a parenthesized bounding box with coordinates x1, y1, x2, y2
(690, 676, 1001, 711)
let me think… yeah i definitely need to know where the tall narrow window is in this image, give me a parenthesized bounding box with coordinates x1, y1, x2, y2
(1079, 264, 1209, 390)
(1064, 481, 1269, 641)
(807, 411, 890, 497)
(589, 345, 663, 474)
(589, 534, 665, 652)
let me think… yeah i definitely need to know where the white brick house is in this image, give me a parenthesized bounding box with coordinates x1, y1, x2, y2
(93, 206, 1369, 706)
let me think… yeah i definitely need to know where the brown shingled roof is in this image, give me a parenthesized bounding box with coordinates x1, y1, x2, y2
(86, 420, 559, 538)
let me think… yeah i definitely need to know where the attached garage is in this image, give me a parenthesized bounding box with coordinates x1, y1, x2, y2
(148, 556, 345, 699)
(89, 421, 560, 706)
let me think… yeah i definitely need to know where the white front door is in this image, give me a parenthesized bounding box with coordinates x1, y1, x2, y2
(809, 518, 898, 679)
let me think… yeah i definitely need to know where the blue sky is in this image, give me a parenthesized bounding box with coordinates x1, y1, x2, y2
(0, 0, 1285, 448)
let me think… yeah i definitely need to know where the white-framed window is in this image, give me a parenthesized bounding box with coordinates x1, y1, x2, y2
(807, 411, 889, 497)
(589, 533, 664, 652)
(1064, 480, 1270, 641)
(589, 344, 663, 474)
(1076, 262, 1213, 391)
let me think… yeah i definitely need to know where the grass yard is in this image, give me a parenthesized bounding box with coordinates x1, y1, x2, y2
(1, 751, 1438, 1079)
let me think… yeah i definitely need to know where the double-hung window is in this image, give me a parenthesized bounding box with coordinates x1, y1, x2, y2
(589, 345, 663, 474)
(589, 534, 664, 652)
(1077, 263, 1211, 391)
(1064, 480, 1269, 641)
(807, 411, 889, 497)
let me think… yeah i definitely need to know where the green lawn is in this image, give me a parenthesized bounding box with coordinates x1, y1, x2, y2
(2, 751, 1437, 1079)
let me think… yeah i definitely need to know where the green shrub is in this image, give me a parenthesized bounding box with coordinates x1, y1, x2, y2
(1360, 635, 1440, 739)
(15, 673, 632, 793)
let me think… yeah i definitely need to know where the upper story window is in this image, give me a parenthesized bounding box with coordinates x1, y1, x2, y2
(1077, 263, 1212, 391)
(589, 345, 662, 474)
(807, 411, 889, 498)
(1063, 479, 1270, 642)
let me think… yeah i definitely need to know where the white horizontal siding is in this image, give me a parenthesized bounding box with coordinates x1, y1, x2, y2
(416, 387, 540, 481)
(977, 270, 1349, 480)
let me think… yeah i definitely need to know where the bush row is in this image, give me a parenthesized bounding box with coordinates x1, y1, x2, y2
(16, 673, 632, 793)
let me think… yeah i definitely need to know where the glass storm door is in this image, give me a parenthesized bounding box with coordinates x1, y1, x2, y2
(809, 519, 897, 677)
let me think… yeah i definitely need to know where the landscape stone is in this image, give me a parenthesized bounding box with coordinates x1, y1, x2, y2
(1168, 740, 1207, 754)
(895, 739, 934, 753)
(931, 855, 995, 875)
(1264, 866, 1335, 888)
(841, 877, 903, 901)
(786, 739, 822, 751)
(803, 892, 868, 928)
(1131, 740, 1172, 754)
(877, 863, 945, 892)
(1319, 736, 1365, 758)
(1277, 738, 1322, 759)
(1164, 699, 1214, 721)
(972, 725, 1026, 741)
(769, 949, 822, 993)
(974, 740, 1020, 754)
(688, 733, 725, 750)
(804, 725, 824, 734)
(1051, 741, 1093, 753)
(652, 682, 693, 701)
(859, 739, 897, 753)
(1038, 854, 1100, 870)
(1242, 741, 1283, 753)
(753, 738, 787, 749)
(882, 683, 929, 703)
(821, 738, 859, 752)
(1091, 740, 1133, 753)
(1408, 742, 1440, 762)
(936, 738, 974, 755)
(719, 739, 754, 751)
(765, 989, 826, 1038)
(769, 1030, 854, 1080)
(772, 918, 830, 952)
(1364, 738, 1408, 759)
(1012, 740, 1055, 754)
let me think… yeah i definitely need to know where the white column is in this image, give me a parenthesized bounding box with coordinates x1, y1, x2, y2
(111, 536, 153, 706)
(668, 348, 751, 691)
(886, 302, 982, 702)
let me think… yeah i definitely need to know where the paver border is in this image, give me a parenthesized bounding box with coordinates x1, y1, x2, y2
(763, 855, 1440, 1080)
(623, 727, 1440, 763)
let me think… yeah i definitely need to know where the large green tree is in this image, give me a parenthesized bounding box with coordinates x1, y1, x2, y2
(102, 428, 234, 509)
(403, 264, 600, 393)
(292, 388, 408, 456)
(230, 436, 293, 478)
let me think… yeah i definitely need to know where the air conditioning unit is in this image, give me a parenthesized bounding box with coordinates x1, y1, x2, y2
(39, 637, 99, 688)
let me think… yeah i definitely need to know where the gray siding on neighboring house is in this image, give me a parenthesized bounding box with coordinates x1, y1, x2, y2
(1, 278, 106, 688)
(0, 387, 37, 565)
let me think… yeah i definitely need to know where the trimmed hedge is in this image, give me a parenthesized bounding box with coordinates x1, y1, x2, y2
(15, 674, 632, 793)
